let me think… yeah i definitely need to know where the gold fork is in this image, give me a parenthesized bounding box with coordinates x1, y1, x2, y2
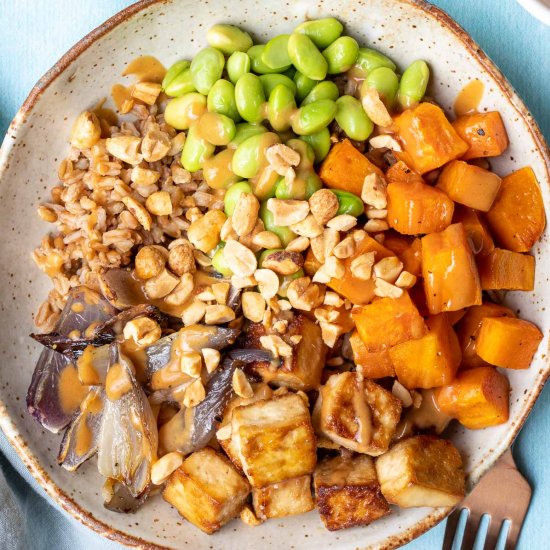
(442, 449, 531, 550)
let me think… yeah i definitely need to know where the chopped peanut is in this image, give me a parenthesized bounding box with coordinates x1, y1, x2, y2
(180, 352, 202, 377)
(224, 240, 257, 277)
(205, 304, 236, 324)
(361, 173, 388, 210)
(309, 189, 339, 225)
(151, 452, 183, 485)
(146, 191, 173, 216)
(70, 111, 101, 150)
(254, 268, 280, 300)
(242, 291, 267, 323)
(122, 195, 152, 230)
(373, 256, 403, 283)
(123, 317, 161, 347)
(350, 252, 376, 281)
(131, 81, 162, 105)
(266, 198, 309, 226)
(202, 348, 221, 373)
(212, 282, 230, 304)
(181, 300, 207, 326)
(326, 214, 357, 231)
(168, 243, 196, 276)
(232, 368, 254, 398)
(135, 245, 167, 279)
(260, 334, 293, 358)
(183, 378, 206, 408)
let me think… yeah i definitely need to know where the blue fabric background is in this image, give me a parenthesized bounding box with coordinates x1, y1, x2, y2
(0, 1, 548, 548)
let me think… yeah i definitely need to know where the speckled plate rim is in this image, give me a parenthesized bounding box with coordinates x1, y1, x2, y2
(0, 1, 548, 549)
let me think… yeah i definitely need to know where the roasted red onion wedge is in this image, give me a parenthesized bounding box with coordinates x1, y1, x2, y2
(97, 344, 158, 499)
(103, 478, 150, 513)
(58, 387, 105, 471)
(27, 287, 115, 433)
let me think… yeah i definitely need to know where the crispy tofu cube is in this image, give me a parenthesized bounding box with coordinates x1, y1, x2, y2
(231, 393, 317, 487)
(314, 454, 390, 531)
(375, 435, 465, 508)
(313, 372, 402, 456)
(163, 447, 250, 534)
(252, 475, 314, 519)
(244, 314, 326, 391)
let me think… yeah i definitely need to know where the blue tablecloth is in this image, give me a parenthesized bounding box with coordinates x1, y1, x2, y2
(0, 1, 548, 549)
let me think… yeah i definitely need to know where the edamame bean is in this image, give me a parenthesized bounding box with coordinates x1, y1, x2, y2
(163, 68, 195, 97)
(253, 170, 280, 200)
(301, 80, 339, 105)
(196, 112, 236, 146)
(267, 84, 296, 132)
(248, 45, 282, 74)
(295, 18, 343, 49)
(275, 177, 304, 200)
(278, 269, 305, 297)
(355, 47, 397, 74)
(362, 67, 399, 107)
(227, 51, 251, 84)
(207, 79, 240, 121)
(282, 66, 297, 80)
(181, 124, 215, 172)
(262, 34, 292, 70)
(164, 93, 207, 130)
(330, 189, 364, 217)
(397, 60, 429, 110)
(203, 149, 240, 190)
(300, 128, 331, 163)
(229, 123, 268, 148)
(286, 138, 315, 168)
(259, 74, 297, 97)
(258, 248, 283, 267)
(162, 60, 190, 92)
(287, 33, 328, 81)
(224, 181, 252, 216)
(212, 243, 233, 276)
(235, 73, 266, 123)
(323, 36, 359, 74)
(232, 132, 280, 179)
(207, 24, 253, 55)
(190, 47, 225, 95)
(291, 99, 337, 135)
(305, 173, 323, 198)
(335, 95, 373, 141)
(260, 202, 296, 246)
(294, 71, 316, 102)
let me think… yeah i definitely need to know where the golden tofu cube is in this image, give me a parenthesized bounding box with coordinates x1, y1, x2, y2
(244, 314, 327, 391)
(313, 372, 402, 456)
(375, 435, 465, 508)
(163, 447, 250, 534)
(252, 475, 314, 519)
(314, 454, 390, 531)
(231, 393, 317, 487)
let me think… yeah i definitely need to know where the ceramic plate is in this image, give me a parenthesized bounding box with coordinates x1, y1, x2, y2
(0, 0, 548, 548)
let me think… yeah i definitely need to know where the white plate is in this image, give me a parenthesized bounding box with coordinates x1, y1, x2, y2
(516, 0, 550, 25)
(0, 0, 548, 548)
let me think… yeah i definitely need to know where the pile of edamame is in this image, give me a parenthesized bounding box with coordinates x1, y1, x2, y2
(160, 18, 430, 274)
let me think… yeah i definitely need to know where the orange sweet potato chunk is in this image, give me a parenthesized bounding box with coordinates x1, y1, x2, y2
(352, 293, 426, 354)
(383, 233, 422, 277)
(437, 160, 502, 212)
(477, 248, 535, 291)
(389, 314, 461, 389)
(421, 223, 482, 314)
(435, 367, 510, 429)
(385, 161, 425, 186)
(319, 139, 384, 196)
(485, 167, 546, 252)
(392, 103, 468, 174)
(476, 317, 543, 370)
(325, 235, 395, 305)
(387, 180, 454, 235)
(452, 111, 509, 160)
(455, 302, 516, 369)
(453, 206, 494, 256)
(350, 331, 395, 379)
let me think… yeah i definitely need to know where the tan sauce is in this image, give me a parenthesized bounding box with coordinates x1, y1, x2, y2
(119, 339, 149, 383)
(58, 364, 88, 414)
(454, 79, 485, 116)
(122, 55, 166, 83)
(105, 362, 133, 401)
(71, 302, 85, 314)
(111, 83, 134, 112)
(74, 415, 93, 457)
(93, 98, 119, 136)
(202, 148, 240, 190)
(77, 345, 103, 385)
(353, 378, 373, 452)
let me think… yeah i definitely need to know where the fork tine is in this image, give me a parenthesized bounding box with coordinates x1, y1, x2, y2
(505, 521, 519, 550)
(482, 516, 503, 550)
(442, 508, 462, 550)
(461, 510, 482, 550)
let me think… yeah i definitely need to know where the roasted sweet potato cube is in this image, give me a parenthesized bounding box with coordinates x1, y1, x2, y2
(435, 366, 510, 429)
(437, 160, 502, 212)
(352, 293, 427, 353)
(386, 160, 425, 186)
(230, 393, 317, 487)
(375, 435, 465, 507)
(422, 223, 482, 313)
(244, 314, 326, 391)
(324, 235, 396, 305)
(387, 179, 454, 235)
(485, 167, 546, 252)
(393, 103, 468, 174)
(313, 372, 402, 456)
(456, 302, 516, 369)
(389, 314, 461, 389)
(453, 206, 494, 256)
(383, 233, 422, 276)
(163, 447, 249, 534)
(252, 475, 314, 519)
(314, 454, 390, 531)
(476, 317, 543, 370)
(319, 138, 384, 196)
(350, 330, 395, 378)
(452, 111, 509, 160)
(477, 248, 535, 291)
